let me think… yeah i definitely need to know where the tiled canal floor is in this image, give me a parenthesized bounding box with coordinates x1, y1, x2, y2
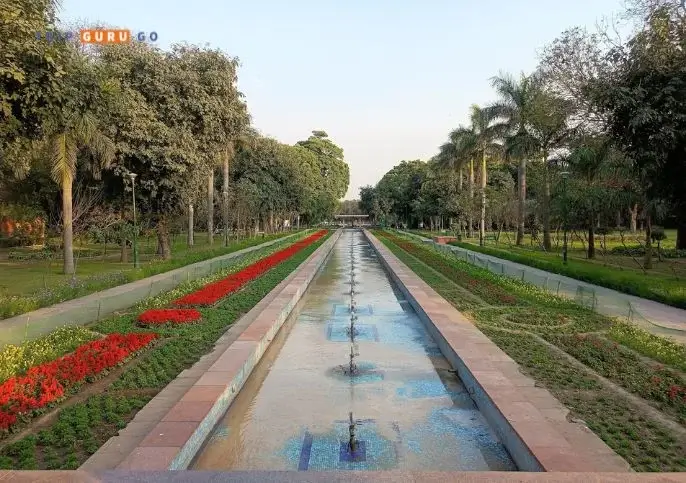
(191, 230, 515, 471)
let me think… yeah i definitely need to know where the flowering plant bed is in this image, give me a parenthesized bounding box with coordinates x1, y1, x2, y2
(173, 230, 328, 307)
(137, 309, 202, 326)
(381, 231, 520, 305)
(546, 333, 686, 423)
(0, 332, 157, 431)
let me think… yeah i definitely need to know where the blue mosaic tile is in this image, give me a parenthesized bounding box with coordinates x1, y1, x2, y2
(288, 421, 397, 470)
(339, 441, 366, 462)
(327, 322, 379, 342)
(396, 379, 450, 399)
(332, 303, 373, 316)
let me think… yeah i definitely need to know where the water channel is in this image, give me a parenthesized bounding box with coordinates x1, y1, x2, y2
(191, 229, 516, 471)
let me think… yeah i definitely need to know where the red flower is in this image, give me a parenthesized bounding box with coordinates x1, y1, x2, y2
(138, 309, 202, 325)
(0, 332, 157, 430)
(173, 230, 327, 307)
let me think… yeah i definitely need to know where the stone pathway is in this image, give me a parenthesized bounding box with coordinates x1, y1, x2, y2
(403, 231, 686, 343)
(0, 233, 300, 347)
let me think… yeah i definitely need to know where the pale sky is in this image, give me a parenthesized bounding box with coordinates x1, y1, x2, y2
(60, 0, 626, 200)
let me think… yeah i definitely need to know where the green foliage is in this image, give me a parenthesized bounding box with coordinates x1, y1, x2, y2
(608, 321, 686, 372)
(378, 230, 686, 471)
(450, 240, 686, 309)
(0, 232, 294, 320)
(0, 231, 330, 468)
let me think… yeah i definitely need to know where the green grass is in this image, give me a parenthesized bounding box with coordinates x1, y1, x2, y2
(0, 231, 300, 319)
(0, 230, 331, 469)
(374, 229, 686, 471)
(448, 240, 686, 309)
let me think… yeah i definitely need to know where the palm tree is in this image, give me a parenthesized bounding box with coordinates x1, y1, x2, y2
(468, 105, 506, 246)
(489, 72, 538, 245)
(522, 89, 573, 250)
(437, 126, 478, 237)
(48, 113, 115, 274)
(567, 136, 614, 259)
(221, 125, 257, 245)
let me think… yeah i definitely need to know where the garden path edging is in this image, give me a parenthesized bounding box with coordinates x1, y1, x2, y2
(0, 232, 304, 347)
(363, 229, 631, 473)
(106, 229, 341, 471)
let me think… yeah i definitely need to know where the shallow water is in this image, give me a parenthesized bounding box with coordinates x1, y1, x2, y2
(191, 230, 516, 471)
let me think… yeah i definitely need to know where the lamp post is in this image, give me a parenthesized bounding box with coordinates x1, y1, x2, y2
(128, 172, 140, 269)
(560, 171, 570, 265)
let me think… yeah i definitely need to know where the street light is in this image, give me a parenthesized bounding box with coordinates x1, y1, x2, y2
(128, 172, 140, 269)
(560, 171, 570, 265)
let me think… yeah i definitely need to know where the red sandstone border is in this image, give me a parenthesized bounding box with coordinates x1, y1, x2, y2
(364, 229, 633, 472)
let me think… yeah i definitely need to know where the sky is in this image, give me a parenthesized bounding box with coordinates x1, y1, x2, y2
(60, 0, 627, 200)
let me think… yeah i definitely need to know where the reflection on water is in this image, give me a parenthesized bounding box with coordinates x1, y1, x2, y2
(191, 230, 516, 471)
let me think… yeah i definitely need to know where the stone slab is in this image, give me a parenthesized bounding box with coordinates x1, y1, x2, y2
(363, 229, 633, 473)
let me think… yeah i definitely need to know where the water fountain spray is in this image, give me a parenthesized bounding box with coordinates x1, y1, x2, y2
(348, 411, 357, 452)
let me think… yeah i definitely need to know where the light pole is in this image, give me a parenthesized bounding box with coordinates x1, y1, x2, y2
(128, 172, 140, 269)
(560, 171, 570, 265)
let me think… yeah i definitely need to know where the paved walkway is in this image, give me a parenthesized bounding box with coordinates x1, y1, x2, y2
(401, 231, 686, 343)
(0, 233, 301, 347)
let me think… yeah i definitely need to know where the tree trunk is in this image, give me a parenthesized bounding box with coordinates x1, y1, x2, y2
(644, 213, 652, 269)
(630, 204, 638, 233)
(516, 157, 526, 246)
(588, 221, 595, 259)
(269, 210, 274, 233)
(207, 170, 214, 245)
(187, 203, 194, 247)
(479, 152, 487, 246)
(458, 167, 463, 191)
(156, 216, 171, 260)
(297, 214, 300, 230)
(223, 148, 230, 247)
(62, 176, 75, 274)
(676, 217, 686, 250)
(120, 237, 128, 263)
(468, 159, 474, 238)
(542, 151, 552, 250)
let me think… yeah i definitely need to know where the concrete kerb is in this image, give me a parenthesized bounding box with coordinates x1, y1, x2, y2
(111, 229, 342, 471)
(0, 231, 307, 347)
(362, 229, 632, 473)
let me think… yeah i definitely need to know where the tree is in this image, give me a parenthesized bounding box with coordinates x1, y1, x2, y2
(489, 72, 538, 245)
(98, 42, 202, 259)
(0, 0, 67, 177)
(566, 136, 617, 258)
(521, 88, 574, 250)
(590, 3, 686, 250)
(39, 47, 116, 274)
(466, 105, 505, 246)
(438, 127, 478, 237)
(296, 130, 350, 222)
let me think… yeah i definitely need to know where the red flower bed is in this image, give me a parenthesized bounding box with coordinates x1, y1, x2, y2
(173, 230, 328, 307)
(0, 332, 157, 430)
(138, 308, 202, 326)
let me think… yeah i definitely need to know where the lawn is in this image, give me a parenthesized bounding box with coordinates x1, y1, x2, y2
(0, 230, 331, 469)
(374, 230, 686, 472)
(0, 230, 300, 319)
(409, 229, 686, 309)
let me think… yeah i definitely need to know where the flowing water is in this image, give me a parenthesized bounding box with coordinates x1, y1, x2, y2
(191, 229, 516, 471)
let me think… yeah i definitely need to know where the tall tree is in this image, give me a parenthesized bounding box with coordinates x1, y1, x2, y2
(489, 72, 538, 245)
(521, 88, 574, 250)
(40, 47, 116, 274)
(467, 105, 505, 246)
(591, 2, 686, 250)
